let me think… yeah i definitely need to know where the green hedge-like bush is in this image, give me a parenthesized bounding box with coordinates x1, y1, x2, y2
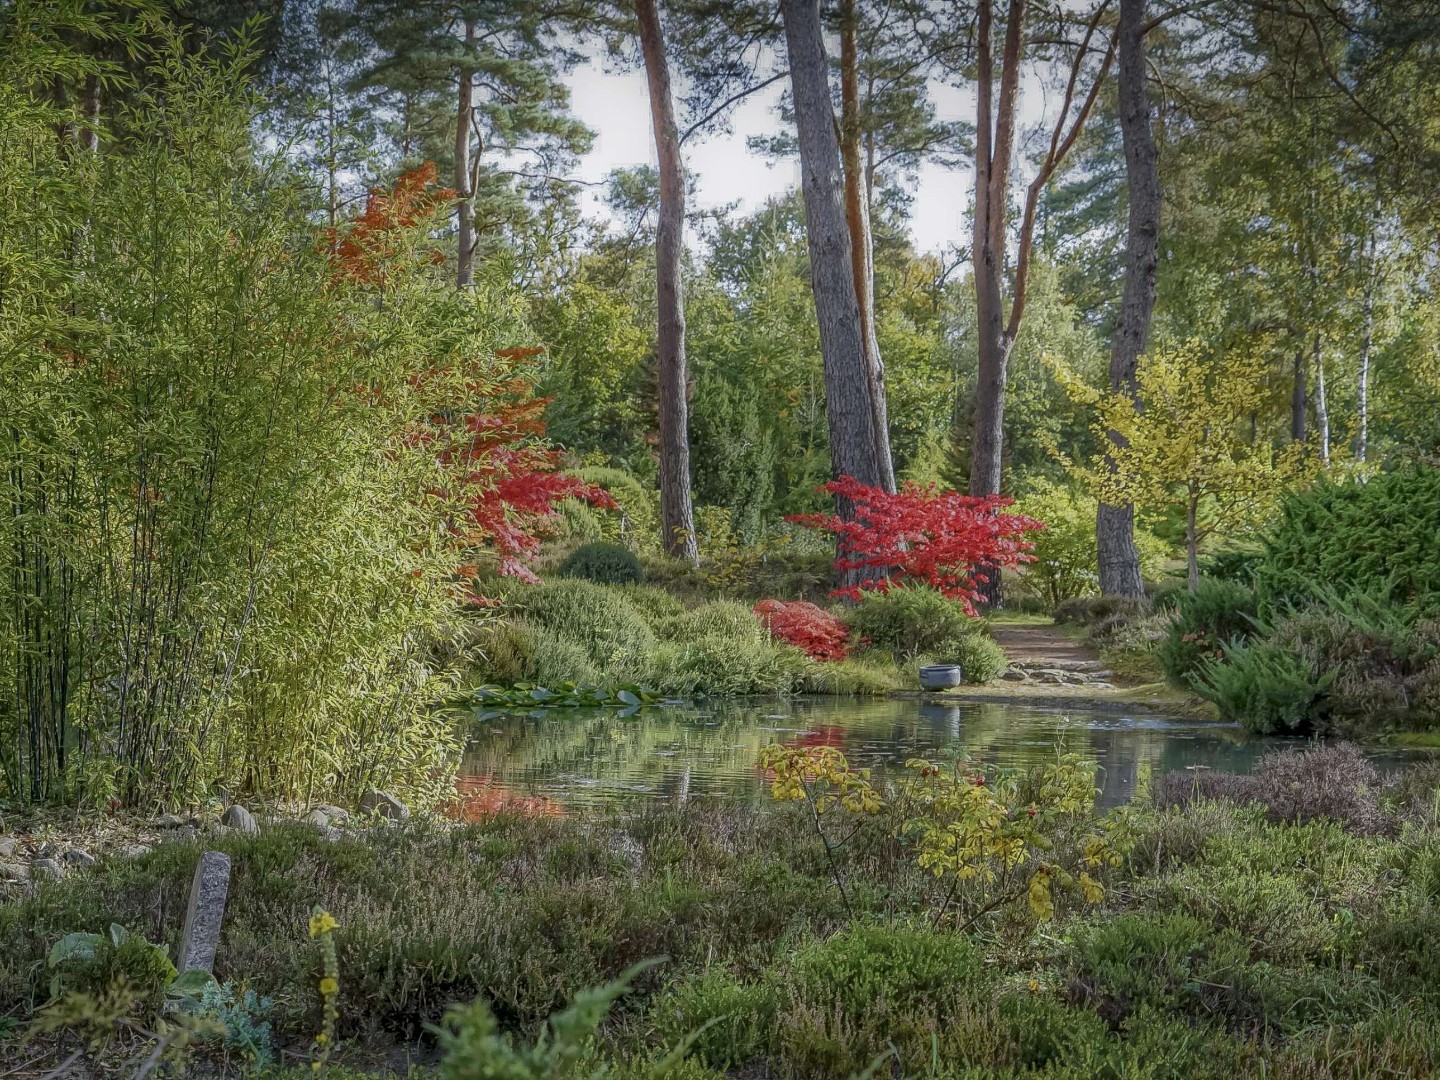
(557, 541, 645, 586)
(1254, 467, 1440, 615)
(1157, 580, 1259, 688)
(512, 579, 657, 665)
(847, 586, 979, 660)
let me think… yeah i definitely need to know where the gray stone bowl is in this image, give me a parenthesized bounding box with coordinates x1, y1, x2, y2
(918, 663, 964, 690)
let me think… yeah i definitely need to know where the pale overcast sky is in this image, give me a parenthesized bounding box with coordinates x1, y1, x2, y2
(562, 55, 981, 256)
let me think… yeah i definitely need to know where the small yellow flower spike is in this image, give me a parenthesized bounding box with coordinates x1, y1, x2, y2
(309, 911, 339, 938)
(319, 977, 339, 996)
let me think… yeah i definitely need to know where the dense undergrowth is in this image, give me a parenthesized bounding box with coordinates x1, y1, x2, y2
(464, 576, 1007, 698)
(5, 747, 1440, 1077)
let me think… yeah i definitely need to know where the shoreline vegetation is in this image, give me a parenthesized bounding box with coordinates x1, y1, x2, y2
(4, 745, 1440, 1078)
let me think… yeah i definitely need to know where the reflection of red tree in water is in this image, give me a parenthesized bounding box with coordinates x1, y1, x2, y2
(445, 775, 563, 822)
(757, 726, 849, 782)
(794, 726, 847, 750)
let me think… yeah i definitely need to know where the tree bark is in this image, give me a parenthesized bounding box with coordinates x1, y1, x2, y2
(839, 0, 896, 493)
(968, 0, 1026, 505)
(455, 19, 476, 289)
(79, 73, 100, 154)
(636, 0, 699, 565)
(1356, 250, 1374, 462)
(1290, 349, 1307, 444)
(967, 0, 1026, 608)
(1186, 490, 1200, 591)
(1312, 335, 1330, 465)
(781, 0, 884, 544)
(1096, 0, 1156, 600)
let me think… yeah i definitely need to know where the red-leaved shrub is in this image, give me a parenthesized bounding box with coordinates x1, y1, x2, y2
(789, 477, 1043, 614)
(754, 599, 851, 661)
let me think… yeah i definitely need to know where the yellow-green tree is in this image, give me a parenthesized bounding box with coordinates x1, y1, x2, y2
(1060, 342, 1312, 589)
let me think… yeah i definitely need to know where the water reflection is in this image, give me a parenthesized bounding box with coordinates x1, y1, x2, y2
(459, 697, 1419, 813)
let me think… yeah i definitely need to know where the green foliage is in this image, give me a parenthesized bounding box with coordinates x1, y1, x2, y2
(846, 586, 979, 660)
(475, 684, 665, 709)
(577, 468, 661, 556)
(1255, 467, 1440, 615)
(557, 541, 645, 586)
(1197, 638, 1329, 733)
(1157, 580, 1260, 687)
(513, 580, 659, 668)
(646, 635, 808, 697)
(657, 601, 765, 644)
(0, 30, 485, 808)
(1015, 481, 1168, 606)
(917, 633, 1009, 684)
(651, 971, 778, 1070)
(436, 959, 662, 1080)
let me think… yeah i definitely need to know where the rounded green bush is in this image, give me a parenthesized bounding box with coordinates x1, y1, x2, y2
(557, 541, 645, 586)
(646, 634, 806, 697)
(848, 586, 979, 660)
(611, 583, 687, 624)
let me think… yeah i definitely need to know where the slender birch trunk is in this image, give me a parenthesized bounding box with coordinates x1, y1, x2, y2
(455, 19, 476, 289)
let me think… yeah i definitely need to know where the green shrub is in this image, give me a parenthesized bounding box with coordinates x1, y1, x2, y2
(612, 583, 687, 624)
(646, 635, 806, 697)
(1196, 638, 1328, 733)
(778, 923, 990, 1077)
(798, 655, 907, 695)
(578, 467, 661, 555)
(1254, 467, 1440, 615)
(917, 633, 1008, 684)
(557, 541, 645, 586)
(651, 970, 778, 1070)
(1015, 480, 1169, 606)
(1052, 594, 1150, 626)
(659, 600, 765, 644)
(1157, 580, 1259, 687)
(513, 579, 657, 667)
(847, 586, 979, 660)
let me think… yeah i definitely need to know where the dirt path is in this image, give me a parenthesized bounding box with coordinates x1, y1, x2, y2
(988, 623, 1101, 669)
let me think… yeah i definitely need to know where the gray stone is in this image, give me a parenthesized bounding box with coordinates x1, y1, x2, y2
(31, 858, 64, 880)
(118, 843, 153, 859)
(0, 861, 29, 882)
(359, 790, 409, 822)
(303, 809, 331, 828)
(0, 837, 17, 858)
(155, 813, 189, 829)
(178, 851, 231, 974)
(315, 804, 350, 826)
(220, 805, 259, 835)
(63, 848, 96, 867)
(161, 825, 198, 845)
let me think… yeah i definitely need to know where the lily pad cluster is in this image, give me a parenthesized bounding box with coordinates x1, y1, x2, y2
(473, 682, 668, 710)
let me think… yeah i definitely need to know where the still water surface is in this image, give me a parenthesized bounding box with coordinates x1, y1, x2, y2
(459, 697, 1422, 814)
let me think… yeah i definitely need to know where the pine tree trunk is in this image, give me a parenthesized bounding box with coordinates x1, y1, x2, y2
(455, 19, 476, 289)
(839, 0, 896, 493)
(1096, 0, 1155, 600)
(781, 0, 884, 579)
(636, 0, 698, 565)
(968, 0, 1026, 608)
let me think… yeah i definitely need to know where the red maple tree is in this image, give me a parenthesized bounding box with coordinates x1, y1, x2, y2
(754, 599, 851, 661)
(789, 477, 1043, 615)
(334, 166, 614, 592)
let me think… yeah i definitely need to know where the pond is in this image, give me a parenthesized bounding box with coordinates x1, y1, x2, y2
(457, 696, 1424, 816)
